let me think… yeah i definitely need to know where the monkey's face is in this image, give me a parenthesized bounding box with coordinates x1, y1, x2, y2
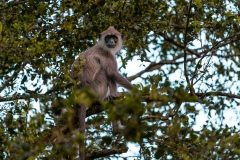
(105, 35, 118, 48)
(98, 27, 123, 54)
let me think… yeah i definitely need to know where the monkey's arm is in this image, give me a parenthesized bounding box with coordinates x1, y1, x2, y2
(108, 79, 121, 98)
(105, 61, 132, 91)
(113, 73, 132, 90)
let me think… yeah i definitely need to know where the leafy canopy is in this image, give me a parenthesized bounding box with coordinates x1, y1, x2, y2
(0, 0, 240, 159)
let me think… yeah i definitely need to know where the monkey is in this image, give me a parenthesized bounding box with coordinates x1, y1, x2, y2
(71, 26, 132, 159)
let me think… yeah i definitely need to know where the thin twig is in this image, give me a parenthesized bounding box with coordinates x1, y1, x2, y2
(142, 114, 174, 120)
(128, 54, 191, 81)
(192, 55, 213, 86)
(196, 92, 240, 99)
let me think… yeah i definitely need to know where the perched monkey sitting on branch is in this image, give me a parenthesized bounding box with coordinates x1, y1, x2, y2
(71, 26, 132, 159)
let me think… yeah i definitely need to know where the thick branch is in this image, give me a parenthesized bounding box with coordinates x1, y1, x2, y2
(183, 0, 194, 95)
(86, 147, 128, 159)
(45, 91, 240, 147)
(0, 94, 31, 102)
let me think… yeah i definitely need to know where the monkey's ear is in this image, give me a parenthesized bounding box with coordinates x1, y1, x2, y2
(121, 34, 124, 39)
(99, 34, 102, 39)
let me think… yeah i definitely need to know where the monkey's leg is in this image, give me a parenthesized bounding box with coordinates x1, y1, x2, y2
(108, 81, 125, 133)
(112, 120, 125, 133)
(78, 105, 86, 160)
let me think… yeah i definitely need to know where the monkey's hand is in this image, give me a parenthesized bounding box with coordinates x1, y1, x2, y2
(110, 92, 122, 98)
(105, 92, 122, 101)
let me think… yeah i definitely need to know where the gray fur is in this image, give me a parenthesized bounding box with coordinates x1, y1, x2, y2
(71, 27, 132, 159)
(71, 26, 132, 100)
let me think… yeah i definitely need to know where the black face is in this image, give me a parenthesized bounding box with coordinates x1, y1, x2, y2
(105, 35, 118, 48)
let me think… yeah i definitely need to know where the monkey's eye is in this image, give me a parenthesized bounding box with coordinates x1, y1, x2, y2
(105, 35, 117, 41)
(105, 36, 117, 42)
(113, 37, 118, 43)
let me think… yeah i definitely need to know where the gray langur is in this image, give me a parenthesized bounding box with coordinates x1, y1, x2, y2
(71, 26, 132, 159)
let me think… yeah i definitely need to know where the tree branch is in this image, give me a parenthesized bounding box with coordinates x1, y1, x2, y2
(0, 94, 30, 102)
(200, 34, 240, 55)
(214, 53, 240, 58)
(158, 31, 200, 57)
(0, 61, 29, 93)
(142, 114, 174, 120)
(0, 91, 49, 102)
(45, 91, 240, 147)
(183, 0, 194, 95)
(128, 56, 185, 81)
(86, 147, 128, 159)
(196, 92, 240, 99)
(191, 54, 212, 87)
(0, 0, 28, 10)
(81, 0, 106, 15)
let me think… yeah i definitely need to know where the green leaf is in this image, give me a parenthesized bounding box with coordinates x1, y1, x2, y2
(194, 0, 202, 8)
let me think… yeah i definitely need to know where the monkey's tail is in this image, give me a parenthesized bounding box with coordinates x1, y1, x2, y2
(78, 104, 86, 160)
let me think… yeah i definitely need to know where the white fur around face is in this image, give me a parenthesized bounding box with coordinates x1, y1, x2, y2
(97, 35, 122, 55)
(97, 26, 123, 55)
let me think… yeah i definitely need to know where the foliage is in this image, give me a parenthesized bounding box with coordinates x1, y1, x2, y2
(0, 0, 240, 159)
